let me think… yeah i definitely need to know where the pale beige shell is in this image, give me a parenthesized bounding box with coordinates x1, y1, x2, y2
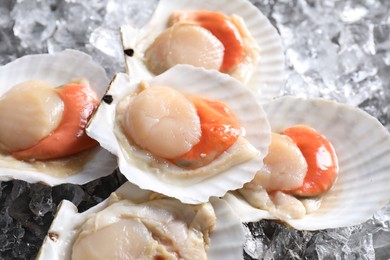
(37, 182, 245, 260)
(0, 50, 117, 185)
(224, 96, 390, 230)
(120, 0, 285, 104)
(87, 64, 271, 204)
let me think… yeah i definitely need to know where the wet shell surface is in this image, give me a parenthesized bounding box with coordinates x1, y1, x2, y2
(0, 49, 117, 185)
(120, 0, 285, 104)
(37, 182, 245, 260)
(87, 64, 271, 204)
(224, 96, 390, 230)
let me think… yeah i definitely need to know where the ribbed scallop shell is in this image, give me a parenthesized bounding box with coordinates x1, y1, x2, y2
(37, 182, 245, 260)
(0, 49, 117, 185)
(87, 64, 271, 204)
(224, 96, 390, 230)
(120, 0, 285, 104)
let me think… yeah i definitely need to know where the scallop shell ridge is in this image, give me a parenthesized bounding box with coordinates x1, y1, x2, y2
(120, 0, 285, 104)
(0, 49, 117, 185)
(37, 182, 245, 260)
(225, 96, 390, 230)
(87, 64, 271, 204)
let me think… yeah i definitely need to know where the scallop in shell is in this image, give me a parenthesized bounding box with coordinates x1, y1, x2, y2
(87, 64, 271, 204)
(37, 182, 245, 260)
(224, 96, 390, 230)
(0, 49, 117, 185)
(120, 0, 285, 104)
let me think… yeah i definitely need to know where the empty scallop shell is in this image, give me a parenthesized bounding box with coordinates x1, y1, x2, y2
(120, 0, 285, 104)
(0, 49, 117, 185)
(224, 96, 390, 230)
(37, 182, 245, 260)
(87, 64, 271, 204)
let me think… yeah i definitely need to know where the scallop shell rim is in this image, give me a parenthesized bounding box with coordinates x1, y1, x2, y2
(0, 49, 117, 186)
(37, 182, 245, 260)
(224, 96, 390, 230)
(87, 64, 271, 204)
(120, 0, 285, 104)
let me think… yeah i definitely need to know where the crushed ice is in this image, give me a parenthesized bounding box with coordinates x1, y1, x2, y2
(0, 0, 389, 259)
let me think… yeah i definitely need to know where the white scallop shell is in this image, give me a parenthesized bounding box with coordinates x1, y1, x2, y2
(120, 0, 285, 104)
(0, 49, 117, 185)
(224, 96, 390, 230)
(87, 64, 271, 204)
(37, 182, 245, 260)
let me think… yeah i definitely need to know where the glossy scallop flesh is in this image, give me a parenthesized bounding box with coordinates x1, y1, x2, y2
(87, 64, 271, 204)
(120, 0, 285, 104)
(224, 96, 390, 230)
(0, 50, 117, 186)
(37, 182, 245, 260)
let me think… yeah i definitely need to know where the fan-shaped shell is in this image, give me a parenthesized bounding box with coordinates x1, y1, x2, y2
(224, 96, 390, 230)
(87, 64, 271, 204)
(37, 182, 245, 260)
(120, 0, 285, 104)
(0, 49, 117, 185)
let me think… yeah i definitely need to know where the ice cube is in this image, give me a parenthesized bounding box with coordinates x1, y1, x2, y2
(11, 1, 56, 52)
(105, 0, 158, 28)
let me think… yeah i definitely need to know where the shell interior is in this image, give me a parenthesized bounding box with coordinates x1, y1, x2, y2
(87, 64, 271, 204)
(37, 182, 245, 260)
(120, 0, 285, 104)
(224, 96, 390, 230)
(0, 49, 117, 186)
